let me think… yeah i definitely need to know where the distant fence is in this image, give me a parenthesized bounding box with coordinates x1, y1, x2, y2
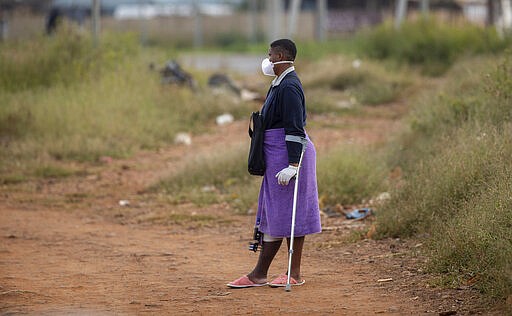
(328, 10, 383, 32)
(102, 12, 317, 45)
(3, 11, 317, 44)
(2, 9, 474, 44)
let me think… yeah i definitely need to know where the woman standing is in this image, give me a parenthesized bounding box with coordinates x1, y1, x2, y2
(227, 39, 322, 288)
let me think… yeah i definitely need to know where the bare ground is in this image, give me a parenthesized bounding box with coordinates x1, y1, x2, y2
(0, 104, 503, 315)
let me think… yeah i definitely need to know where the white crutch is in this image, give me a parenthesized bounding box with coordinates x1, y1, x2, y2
(285, 143, 307, 292)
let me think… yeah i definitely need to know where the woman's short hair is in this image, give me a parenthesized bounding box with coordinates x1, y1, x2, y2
(270, 39, 297, 61)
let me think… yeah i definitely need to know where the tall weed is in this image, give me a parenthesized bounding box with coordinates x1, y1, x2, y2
(430, 164, 512, 298)
(0, 34, 250, 179)
(359, 19, 510, 76)
(0, 27, 139, 92)
(376, 54, 512, 299)
(377, 126, 509, 237)
(388, 55, 506, 172)
(303, 56, 412, 111)
(330, 67, 408, 105)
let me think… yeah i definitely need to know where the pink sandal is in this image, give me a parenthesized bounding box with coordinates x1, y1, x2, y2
(269, 274, 305, 287)
(227, 275, 268, 288)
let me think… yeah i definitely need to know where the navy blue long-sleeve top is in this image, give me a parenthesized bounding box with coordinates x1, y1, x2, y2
(261, 70, 307, 164)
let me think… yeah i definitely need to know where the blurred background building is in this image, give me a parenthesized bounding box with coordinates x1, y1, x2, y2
(0, 0, 510, 43)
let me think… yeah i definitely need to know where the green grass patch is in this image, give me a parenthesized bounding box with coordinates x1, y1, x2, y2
(153, 141, 390, 215)
(33, 165, 74, 179)
(0, 26, 139, 93)
(65, 192, 89, 203)
(344, 228, 369, 243)
(376, 54, 512, 300)
(168, 19, 509, 78)
(429, 170, 512, 298)
(377, 126, 510, 237)
(358, 18, 510, 76)
(330, 67, 407, 105)
(0, 32, 254, 178)
(153, 139, 391, 214)
(0, 174, 27, 185)
(387, 55, 510, 172)
(150, 144, 261, 213)
(142, 211, 231, 227)
(317, 145, 387, 207)
(303, 56, 411, 111)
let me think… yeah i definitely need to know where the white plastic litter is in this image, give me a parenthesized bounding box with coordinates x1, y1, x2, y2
(174, 132, 192, 146)
(216, 113, 234, 125)
(240, 89, 260, 101)
(376, 192, 391, 202)
(119, 200, 130, 206)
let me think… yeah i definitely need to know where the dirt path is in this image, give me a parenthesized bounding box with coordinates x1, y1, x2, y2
(0, 106, 491, 315)
(0, 203, 420, 315)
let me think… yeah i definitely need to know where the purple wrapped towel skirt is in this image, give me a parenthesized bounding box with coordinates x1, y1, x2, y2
(257, 128, 322, 238)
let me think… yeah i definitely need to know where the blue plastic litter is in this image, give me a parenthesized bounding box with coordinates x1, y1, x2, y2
(345, 208, 372, 220)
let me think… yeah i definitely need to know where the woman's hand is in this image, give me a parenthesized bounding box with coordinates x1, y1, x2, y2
(275, 165, 298, 185)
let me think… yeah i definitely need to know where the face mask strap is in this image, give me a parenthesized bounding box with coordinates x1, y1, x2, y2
(272, 61, 294, 65)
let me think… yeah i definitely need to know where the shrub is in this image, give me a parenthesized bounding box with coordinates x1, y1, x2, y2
(303, 56, 411, 110)
(377, 126, 509, 236)
(359, 19, 510, 76)
(376, 54, 512, 300)
(377, 125, 512, 298)
(378, 54, 512, 235)
(430, 168, 512, 298)
(331, 68, 407, 105)
(387, 55, 509, 172)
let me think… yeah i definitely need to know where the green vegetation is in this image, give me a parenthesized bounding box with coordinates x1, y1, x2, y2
(430, 167, 512, 298)
(375, 55, 512, 299)
(33, 165, 74, 179)
(385, 56, 498, 172)
(358, 18, 510, 76)
(150, 144, 261, 213)
(0, 27, 139, 93)
(183, 18, 510, 77)
(302, 55, 413, 114)
(148, 212, 226, 227)
(317, 145, 387, 206)
(331, 68, 404, 105)
(0, 28, 250, 182)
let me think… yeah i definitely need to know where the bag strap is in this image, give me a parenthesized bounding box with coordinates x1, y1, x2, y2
(248, 114, 253, 138)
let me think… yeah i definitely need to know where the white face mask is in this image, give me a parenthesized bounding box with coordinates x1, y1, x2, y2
(261, 58, 293, 76)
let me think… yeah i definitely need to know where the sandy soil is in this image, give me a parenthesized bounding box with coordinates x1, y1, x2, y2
(0, 106, 502, 315)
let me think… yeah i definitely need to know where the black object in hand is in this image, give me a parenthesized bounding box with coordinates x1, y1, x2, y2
(248, 226, 262, 252)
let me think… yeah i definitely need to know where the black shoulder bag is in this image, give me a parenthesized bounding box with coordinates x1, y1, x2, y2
(248, 111, 265, 176)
